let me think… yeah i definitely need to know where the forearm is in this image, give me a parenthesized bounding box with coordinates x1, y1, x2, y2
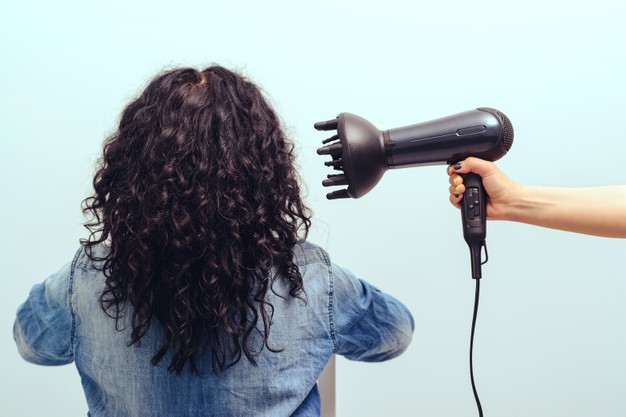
(502, 185, 626, 238)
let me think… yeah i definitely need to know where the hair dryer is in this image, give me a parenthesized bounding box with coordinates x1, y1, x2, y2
(315, 107, 514, 279)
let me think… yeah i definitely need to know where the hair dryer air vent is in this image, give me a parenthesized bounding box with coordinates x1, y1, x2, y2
(495, 110, 514, 154)
(315, 113, 388, 199)
(475, 107, 514, 160)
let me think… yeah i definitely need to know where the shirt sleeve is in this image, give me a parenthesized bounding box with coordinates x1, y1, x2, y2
(13, 260, 75, 366)
(331, 263, 414, 362)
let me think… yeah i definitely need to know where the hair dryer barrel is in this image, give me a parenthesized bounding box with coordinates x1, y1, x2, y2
(386, 107, 514, 168)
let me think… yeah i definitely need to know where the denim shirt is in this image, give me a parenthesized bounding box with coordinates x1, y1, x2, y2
(14, 241, 414, 417)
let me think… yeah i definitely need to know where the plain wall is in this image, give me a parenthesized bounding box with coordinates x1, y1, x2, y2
(1, 1, 625, 416)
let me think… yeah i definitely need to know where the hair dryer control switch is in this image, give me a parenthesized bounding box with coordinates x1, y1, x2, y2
(464, 188, 481, 222)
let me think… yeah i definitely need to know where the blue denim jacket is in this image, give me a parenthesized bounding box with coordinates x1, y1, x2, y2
(14, 241, 414, 417)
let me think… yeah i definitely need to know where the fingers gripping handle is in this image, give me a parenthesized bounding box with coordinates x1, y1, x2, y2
(460, 173, 487, 279)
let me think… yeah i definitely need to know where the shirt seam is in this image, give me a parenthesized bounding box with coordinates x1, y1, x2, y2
(68, 246, 82, 354)
(317, 249, 338, 352)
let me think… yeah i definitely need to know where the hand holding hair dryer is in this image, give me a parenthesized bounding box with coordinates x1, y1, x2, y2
(315, 107, 514, 278)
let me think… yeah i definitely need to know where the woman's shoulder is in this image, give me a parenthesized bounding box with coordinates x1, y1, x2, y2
(72, 242, 110, 272)
(292, 240, 332, 267)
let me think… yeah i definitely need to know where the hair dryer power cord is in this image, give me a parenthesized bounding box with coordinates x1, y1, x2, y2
(470, 278, 483, 417)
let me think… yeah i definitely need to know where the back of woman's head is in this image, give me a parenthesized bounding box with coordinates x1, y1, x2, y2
(82, 65, 311, 374)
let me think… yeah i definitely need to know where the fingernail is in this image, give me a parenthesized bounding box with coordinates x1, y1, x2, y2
(453, 162, 462, 170)
(455, 185, 461, 193)
(454, 193, 459, 198)
(453, 177, 461, 186)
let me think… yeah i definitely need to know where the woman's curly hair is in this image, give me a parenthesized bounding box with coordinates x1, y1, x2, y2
(81, 65, 311, 374)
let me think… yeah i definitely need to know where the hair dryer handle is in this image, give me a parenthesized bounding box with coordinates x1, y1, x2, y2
(460, 173, 487, 279)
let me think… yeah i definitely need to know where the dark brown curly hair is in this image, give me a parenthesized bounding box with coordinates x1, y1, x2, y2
(81, 65, 311, 374)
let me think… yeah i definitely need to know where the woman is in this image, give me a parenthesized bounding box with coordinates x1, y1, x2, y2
(447, 157, 626, 238)
(14, 66, 414, 417)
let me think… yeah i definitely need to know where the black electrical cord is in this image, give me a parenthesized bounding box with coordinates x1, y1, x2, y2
(470, 278, 483, 417)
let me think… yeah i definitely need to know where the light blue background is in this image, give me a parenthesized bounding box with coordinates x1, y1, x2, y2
(1, 0, 625, 416)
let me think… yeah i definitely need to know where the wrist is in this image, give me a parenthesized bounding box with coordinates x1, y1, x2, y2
(496, 183, 527, 222)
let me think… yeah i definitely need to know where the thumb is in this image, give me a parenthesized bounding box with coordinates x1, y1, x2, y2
(451, 157, 498, 178)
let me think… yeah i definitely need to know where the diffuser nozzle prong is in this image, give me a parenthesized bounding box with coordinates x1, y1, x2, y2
(326, 189, 350, 200)
(324, 158, 343, 168)
(316, 143, 343, 156)
(314, 119, 339, 131)
(322, 174, 349, 187)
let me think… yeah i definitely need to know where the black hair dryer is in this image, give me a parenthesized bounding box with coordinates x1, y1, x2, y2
(315, 107, 514, 279)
